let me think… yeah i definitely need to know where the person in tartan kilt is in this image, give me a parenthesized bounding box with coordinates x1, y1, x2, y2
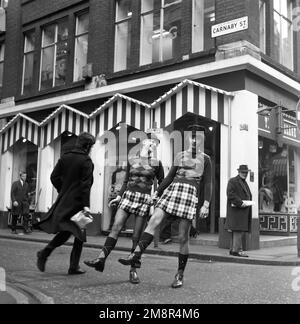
(84, 133, 164, 284)
(119, 125, 212, 288)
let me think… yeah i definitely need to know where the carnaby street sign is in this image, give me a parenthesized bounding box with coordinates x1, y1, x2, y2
(212, 16, 249, 38)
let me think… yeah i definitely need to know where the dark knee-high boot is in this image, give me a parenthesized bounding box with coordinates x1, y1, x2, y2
(84, 237, 117, 272)
(119, 232, 154, 268)
(172, 254, 189, 289)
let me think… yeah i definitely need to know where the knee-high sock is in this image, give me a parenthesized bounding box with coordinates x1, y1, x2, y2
(178, 254, 189, 275)
(136, 232, 154, 257)
(101, 237, 117, 259)
(131, 239, 139, 253)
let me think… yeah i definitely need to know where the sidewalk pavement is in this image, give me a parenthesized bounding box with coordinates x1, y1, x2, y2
(0, 229, 299, 266)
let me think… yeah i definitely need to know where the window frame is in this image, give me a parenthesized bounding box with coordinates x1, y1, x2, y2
(0, 42, 5, 88)
(259, 0, 267, 54)
(73, 11, 89, 82)
(114, 0, 133, 72)
(139, 0, 183, 66)
(39, 18, 69, 91)
(21, 30, 36, 95)
(272, 0, 294, 70)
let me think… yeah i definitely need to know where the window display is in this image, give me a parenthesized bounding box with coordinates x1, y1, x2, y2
(259, 137, 297, 215)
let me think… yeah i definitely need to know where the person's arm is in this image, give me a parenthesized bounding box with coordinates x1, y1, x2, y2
(118, 164, 130, 198)
(203, 155, 213, 207)
(227, 179, 244, 208)
(11, 182, 17, 203)
(198, 155, 212, 219)
(51, 159, 63, 193)
(156, 160, 165, 187)
(156, 166, 178, 197)
(80, 158, 94, 208)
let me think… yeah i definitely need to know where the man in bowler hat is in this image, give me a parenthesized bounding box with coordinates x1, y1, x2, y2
(225, 165, 253, 258)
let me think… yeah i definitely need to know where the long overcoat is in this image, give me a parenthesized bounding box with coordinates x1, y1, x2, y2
(37, 148, 94, 242)
(11, 181, 30, 215)
(225, 176, 252, 232)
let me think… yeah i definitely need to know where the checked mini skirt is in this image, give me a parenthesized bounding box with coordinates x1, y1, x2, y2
(119, 190, 153, 218)
(156, 182, 198, 220)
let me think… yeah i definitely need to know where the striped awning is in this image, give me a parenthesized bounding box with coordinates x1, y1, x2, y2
(89, 94, 151, 137)
(40, 105, 89, 147)
(151, 79, 234, 128)
(0, 114, 41, 153)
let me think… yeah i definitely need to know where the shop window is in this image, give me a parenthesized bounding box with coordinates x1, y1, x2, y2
(40, 19, 69, 90)
(140, 0, 182, 65)
(114, 0, 132, 72)
(259, 0, 266, 54)
(0, 43, 5, 88)
(22, 30, 35, 96)
(192, 0, 215, 53)
(74, 12, 89, 82)
(259, 137, 298, 214)
(11, 139, 38, 208)
(273, 0, 293, 70)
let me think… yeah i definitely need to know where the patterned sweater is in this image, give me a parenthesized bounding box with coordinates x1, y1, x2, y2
(157, 150, 212, 203)
(119, 157, 164, 196)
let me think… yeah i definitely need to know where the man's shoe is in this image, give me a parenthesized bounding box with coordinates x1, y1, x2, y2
(11, 230, 18, 235)
(118, 253, 141, 269)
(171, 273, 184, 289)
(129, 270, 140, 284)
(84, 257, 106, 272)
(231, 251, 249, 258)
(68, 268, 86, 275)
(37, 251, 47, 272)
(162, 238, 172, 245)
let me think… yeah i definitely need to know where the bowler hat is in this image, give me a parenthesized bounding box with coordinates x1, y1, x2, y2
(238, 165, 250, 173)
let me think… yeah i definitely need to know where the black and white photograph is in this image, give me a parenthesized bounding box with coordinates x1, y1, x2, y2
(0, 0, 300, 310)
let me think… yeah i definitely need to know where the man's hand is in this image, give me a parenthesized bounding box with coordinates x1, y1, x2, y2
(108, 196, 121, 208)
(199, 206, 209, 219)
(13, 201, 19, 207)
(151, 192, 158, 204)
(83, 207, 91, 213)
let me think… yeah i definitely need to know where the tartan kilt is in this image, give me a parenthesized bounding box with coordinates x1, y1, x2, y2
(119, 190, 152, 218)
(156, 182, 198, 220)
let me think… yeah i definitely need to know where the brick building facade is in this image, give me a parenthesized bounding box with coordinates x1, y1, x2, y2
(0, 0, 299, 250)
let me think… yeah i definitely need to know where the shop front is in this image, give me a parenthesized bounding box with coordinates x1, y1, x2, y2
(0, 80, 261, 250)
(258, 103, 300, 236)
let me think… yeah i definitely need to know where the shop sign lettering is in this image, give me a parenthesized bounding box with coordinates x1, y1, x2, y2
(260, 215, 288, 233)
(211, 16, 248, 38)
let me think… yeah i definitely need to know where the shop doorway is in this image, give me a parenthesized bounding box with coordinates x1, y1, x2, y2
(102, 124, 140, 234)
(163, 113, 221, 233)
(11, 139, 38, 209)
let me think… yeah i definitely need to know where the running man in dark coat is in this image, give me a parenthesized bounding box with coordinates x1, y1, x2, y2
(36, 132, 95, 275)
(11, 172, 30, 234)
(225, 165, 253, 258)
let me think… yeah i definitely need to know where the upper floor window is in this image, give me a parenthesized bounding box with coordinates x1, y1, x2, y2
(192, 0, 215, 53)
(140, 0, 182, 66)
(40, 19, 69, 91)
(0, 43, 4, 88)
(22, 30, 35, 95)
(259, 0, 266, 54)
(273, 0, 293, 70)
(0, 0, 8, 8)
(74, 12, 89, 82)
(114, 0, 132, 72)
